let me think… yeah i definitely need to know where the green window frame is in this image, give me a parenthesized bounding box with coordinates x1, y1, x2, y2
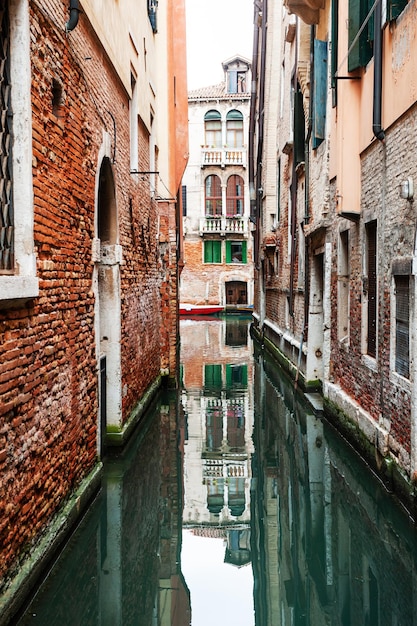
(226, 240, 247, 264)
(388, 0, 408, 20)
(226, 364, 248, 388)
(204, 240, 221, 263)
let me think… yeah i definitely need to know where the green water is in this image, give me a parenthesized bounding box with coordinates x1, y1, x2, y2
(14, 318, 417, 625)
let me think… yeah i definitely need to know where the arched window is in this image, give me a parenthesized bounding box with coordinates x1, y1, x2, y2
(226, 110, 243, 148)
(205, 175, 222, 216)
(226, 175, 244, 216)
(204, 110, 222, 147)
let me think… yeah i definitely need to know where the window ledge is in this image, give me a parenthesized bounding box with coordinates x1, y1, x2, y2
(390, 370, 411, 392)
(0, 275, 39, 308)
(361, 353, 378, 372)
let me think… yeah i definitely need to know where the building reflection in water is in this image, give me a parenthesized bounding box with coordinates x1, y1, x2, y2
(252, 346, 417, 626)
(180, 316, 255, 624)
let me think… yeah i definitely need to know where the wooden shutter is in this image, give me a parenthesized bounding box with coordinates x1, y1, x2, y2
(242, 240, 247, 264)
(366, 221, 377, 358)
(348, 0, 373, 71)
(313, 39, 328, 148)
(388, 0, 407, 21)
(213, 240, 221, 263)
(395, 275, 409, 378)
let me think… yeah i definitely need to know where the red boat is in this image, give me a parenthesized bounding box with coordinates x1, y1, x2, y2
(179, 304, 224, 316)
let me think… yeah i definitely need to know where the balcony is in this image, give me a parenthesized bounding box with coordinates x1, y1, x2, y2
(199, 216, 248, 235)
(201, 146, 247, 168)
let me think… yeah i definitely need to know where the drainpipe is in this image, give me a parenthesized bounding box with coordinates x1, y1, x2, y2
(372, 0, 385, 141)
(249, 1, 260, 227)
(66, 0, 80, 32)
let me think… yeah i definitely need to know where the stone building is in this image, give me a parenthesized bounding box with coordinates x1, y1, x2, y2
(180, 57, 254, 312)
(0, 0, 187, 620)
(250, 0, 417, 510)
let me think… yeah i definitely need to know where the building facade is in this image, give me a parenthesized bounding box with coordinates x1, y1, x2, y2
(250, 0, 417, 510)
(0, 0, 187, 620)
(180, 57, 254, 312)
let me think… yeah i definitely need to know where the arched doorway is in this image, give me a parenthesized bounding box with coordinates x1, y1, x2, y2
(96, 157, 122, 454)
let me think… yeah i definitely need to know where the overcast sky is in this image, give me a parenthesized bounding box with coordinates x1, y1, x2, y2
(185, 0, 254, 91)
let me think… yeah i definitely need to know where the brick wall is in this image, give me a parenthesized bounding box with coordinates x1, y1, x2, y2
(0, 1, 178, 588)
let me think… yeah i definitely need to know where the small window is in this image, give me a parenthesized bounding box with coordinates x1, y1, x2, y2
(395, 275, 409, 378)
(204, 240, 221, 263)
(205, 175, 222, 216)
(182, 185, 187, 216)
(365, 221, 377, 358)
(204, 364, 222, 388)
(148, 0, 158, 32)
(226, 240, 247, 264)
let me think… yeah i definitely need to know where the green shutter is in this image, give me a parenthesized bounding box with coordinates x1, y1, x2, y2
(213, 240, 221, 263)
(204, 241, 212, 263)
(226, 241, 232, 263)
(348, 0, 361, 71)
(313, 39, 328, 148)
(389, 0, 408, 20)
(242, 241, 247, 264)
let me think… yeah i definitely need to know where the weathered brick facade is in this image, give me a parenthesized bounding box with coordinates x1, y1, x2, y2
(250, 0, 417, 512)
(0, 0, 187, 618)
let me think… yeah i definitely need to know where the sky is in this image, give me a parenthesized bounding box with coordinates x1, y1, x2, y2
(181, 530, 255, 625)
(185, 0, 254, 91)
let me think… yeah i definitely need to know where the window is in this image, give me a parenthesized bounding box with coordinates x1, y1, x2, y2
(129, 73, 138, 172)
(348, 0, 374, 72)
(226, 175, 244, 216)
(182, 185, 187, 216)
(394, 275, 409, 378)
(331, 0, 339, 105)
(205, 175, 222, 216)
(276, 158, 281, 223)
(227, 70, 247, 94)
(204, 240, 221, 263)
(148, 0, 158, 32)
(226, 110, 244, 147)
(338, 229, 350, 342)
(1, 0, 38, 305)
(204, 110, 222, 147)
(365, 221, 377, 358)
(226, 240, 247, 264)
(293, 84, 305, 165)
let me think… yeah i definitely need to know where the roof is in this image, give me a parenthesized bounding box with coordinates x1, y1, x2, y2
(188, 82, 251, 102)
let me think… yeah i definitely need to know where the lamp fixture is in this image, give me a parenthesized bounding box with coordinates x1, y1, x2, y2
(400, 177, 414, 201)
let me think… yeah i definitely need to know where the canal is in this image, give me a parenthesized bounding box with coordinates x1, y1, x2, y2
(15, 317, 417, 625)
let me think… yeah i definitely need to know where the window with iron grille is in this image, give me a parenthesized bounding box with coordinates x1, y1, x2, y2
(226, 175, 244, 216)
(394, 275, 409, 379)
(0, 1, 13, 273)
(0, 0, 38, 305)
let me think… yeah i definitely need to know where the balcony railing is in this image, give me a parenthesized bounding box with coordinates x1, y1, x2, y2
(201, 147, 247, 168)
(199, 216, 248, 235)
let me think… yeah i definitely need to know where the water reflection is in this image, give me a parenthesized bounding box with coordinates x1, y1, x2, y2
(180, 316, 255, 625)
(13, 317, 417, 626)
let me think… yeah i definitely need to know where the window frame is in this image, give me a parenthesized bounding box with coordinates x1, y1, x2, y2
(205, 175, 222, 216)
(226, 175, 244, 216)
(226, 240, 247, 264)
(0, 0, 38, 307)
(204, 239, 222, 264)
